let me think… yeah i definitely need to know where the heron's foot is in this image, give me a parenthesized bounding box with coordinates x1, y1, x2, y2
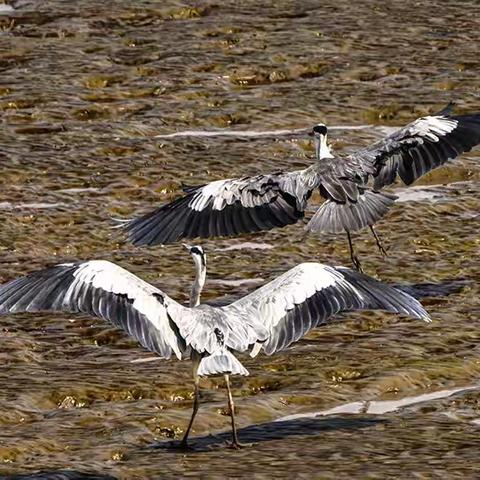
(373, 236, 389, 258)
(225, 440, 255, 450)
(352, 255, 363, 273)
(369, 226, 389, 258)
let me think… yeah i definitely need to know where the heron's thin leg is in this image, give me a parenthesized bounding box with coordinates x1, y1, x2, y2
(225, 374, 241, 447)
(179, 368, 200, 449)
(346, 231, 363, 272)
(369, 225, 388, 257)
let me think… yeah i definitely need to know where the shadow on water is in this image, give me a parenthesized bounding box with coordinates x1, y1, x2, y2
(3, 472, 117, 480)
(393, 277, 471, 300)
(147, 415, 386, 453)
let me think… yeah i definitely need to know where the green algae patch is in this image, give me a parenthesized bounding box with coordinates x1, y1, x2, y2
(167, 6, 213, 20)
(83, 75, 124, 89)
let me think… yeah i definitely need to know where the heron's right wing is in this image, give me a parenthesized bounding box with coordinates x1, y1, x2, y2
(0, 260, 188, 360)
(224, 263, 429, 355)
(351, 111, 480, 190)
(121, 170, 316, 246)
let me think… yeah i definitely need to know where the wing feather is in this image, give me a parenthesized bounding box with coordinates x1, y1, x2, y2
(0, 261, 187, 360)
(122, 171, 316, 246)
(224, 263, 429, 355)
(348, 112, 480, 190)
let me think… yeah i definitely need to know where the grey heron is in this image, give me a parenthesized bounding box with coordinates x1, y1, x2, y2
(0, 249, 429, 449)
(121, 105, 480, 270)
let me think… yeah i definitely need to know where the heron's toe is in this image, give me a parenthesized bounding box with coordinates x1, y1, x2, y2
(225, 440, 255, 450)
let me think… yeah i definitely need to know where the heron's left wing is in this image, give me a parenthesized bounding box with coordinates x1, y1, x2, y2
(350, 110, 480, 190)
(0, 260, 188, 360)
(121, 170, 316, 246)
(224, 263, 429, 355)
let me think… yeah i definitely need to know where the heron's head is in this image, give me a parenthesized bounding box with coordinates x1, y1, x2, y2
(183, 244, 207, 268)
(311, 124, 327, 137)
(309, 123, 333, 160)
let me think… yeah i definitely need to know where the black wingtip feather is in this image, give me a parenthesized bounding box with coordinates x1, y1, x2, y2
(434, 102, 455, 116)
(336, 267, 430, 321)
(123, 191, 304, 246)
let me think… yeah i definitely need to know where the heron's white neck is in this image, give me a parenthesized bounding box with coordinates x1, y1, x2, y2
(189, 255, 206, 307)
(315, 134, 334, 160)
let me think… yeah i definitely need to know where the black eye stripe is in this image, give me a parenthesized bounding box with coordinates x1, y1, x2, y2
(190, 247, 204, 256)
(312, 125, 327, 135)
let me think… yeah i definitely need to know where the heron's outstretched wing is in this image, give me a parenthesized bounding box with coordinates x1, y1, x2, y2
(224, 263, 429, 355)
(122, 170, 317, 246)
(350, 111, 480, 190)
(0, 260, 188, 360)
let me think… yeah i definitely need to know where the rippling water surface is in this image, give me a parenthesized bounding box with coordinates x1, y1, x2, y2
(1, 1, 480, 478)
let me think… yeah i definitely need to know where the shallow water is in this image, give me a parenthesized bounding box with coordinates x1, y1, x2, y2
(0, 0, 480, 478)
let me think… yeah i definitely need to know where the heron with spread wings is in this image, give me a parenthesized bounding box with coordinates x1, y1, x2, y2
(0, 247, 429, 449)
(122, 106, 480, 270)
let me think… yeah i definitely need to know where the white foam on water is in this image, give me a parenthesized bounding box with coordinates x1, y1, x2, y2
(217, 242, 274, 251)
(154, 125, 372, 139)
(208, 278, 264, 287)
(394, 181, 477, 203)
(276, 384, 480, 422)
(394, 186, 445, 203)
(130, 356, 161, 364)
(57, 187, 102, 194)
(0, 202, 66, 210)
(0, 4, 14, 15)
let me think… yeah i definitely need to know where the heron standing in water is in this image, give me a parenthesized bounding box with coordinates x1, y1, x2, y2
(0, 247, 429, 448)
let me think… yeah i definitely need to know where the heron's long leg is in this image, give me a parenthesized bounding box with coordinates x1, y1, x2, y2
(179, 361, 200, 449)
(369, 225, 388, 257)
(346, 231, 363, 272)
(225, 374, 241, 448)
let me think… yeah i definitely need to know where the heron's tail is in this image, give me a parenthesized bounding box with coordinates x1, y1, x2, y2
(197, 349, 249, 377)
(306, 190, 397, 234)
